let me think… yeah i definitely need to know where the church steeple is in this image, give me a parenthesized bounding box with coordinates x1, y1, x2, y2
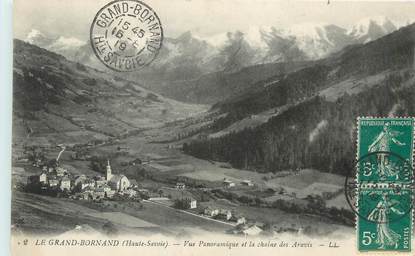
(106, 159, 113, 180)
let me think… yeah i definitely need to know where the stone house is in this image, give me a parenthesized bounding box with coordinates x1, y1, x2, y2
(231, 214, 246, 225)
(98, 184, 112, 192)
(175, 182, 186, 189)
(76, 187, 95, 200)
(60, 176, 71, 191)
(217, 209, 232, 220)
(74, 177, 95, 191)
(223, 179, 235, 188)
(55, 167, 67, 177)
(241, 180, 254, 186)
(94, 176, 107, 187)
(39, 172, 48, 184)
(189, 198, 197, 209)
(204, 207, 219, 217)
(92, 188, 106, 199)
(48, 179, 59, 187)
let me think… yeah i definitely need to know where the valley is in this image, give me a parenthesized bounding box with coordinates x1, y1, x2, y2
(11, 20, 415, 239)
(12, 124, 353, 238)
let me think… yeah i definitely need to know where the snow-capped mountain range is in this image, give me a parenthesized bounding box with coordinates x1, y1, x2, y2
(23, 16, 408, 75)
(347, 16, 398, 43)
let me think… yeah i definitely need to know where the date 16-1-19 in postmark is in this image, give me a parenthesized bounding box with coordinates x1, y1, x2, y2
(356, 117, 414, 252)
(90, 0, 163, 72)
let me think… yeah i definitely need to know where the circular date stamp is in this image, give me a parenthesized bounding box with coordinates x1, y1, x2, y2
(90, 0, 163, 72)
(345, 151, 414, 224)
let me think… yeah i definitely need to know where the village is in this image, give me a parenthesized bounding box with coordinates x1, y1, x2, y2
(26, 159, 138, 201)
(22, 147, 272, 236)
(13, 137, 355, 238)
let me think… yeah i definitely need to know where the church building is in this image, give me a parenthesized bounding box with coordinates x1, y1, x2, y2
(106, 160, 130, 191)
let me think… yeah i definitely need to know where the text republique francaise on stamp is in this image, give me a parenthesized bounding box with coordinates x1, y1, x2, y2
(356, 117, 414, 252)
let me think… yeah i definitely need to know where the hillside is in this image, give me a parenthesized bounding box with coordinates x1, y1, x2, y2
(12, 39, 207, 149)
(183, 23, 415, 175)
(143, 61, 313, 104)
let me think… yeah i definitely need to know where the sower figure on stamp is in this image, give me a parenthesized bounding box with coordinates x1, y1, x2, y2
(368, 123, 406, 180)
(367, 193, 404, 249)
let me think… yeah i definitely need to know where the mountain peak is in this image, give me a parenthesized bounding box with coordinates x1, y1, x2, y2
(49, 36, 86, 50)
(348, 16, 397, 42)
(25, 29, 44, 41)
(24, 29, 52, 47)
(243, 26, 274, 48)
(21, 16, 403, 84)
(176, 31, 193, 42)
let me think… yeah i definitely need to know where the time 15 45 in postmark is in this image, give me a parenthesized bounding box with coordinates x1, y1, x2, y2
(90, 0, 163, 72)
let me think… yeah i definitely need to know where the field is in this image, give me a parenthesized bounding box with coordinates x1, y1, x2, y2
(264, 169, 343, 189)
(158, 187, 196, 200)
(180, 168, 265, 184)
(209, 105, 291, 139)
(83, 132, 349, 211)
(198, 199, 353, 237)
(11, 102, 352, 238)
(12, 191, 232, 236)
(12, 191, 110, 235)
(319, 72, 389, 102)
(85, 212, 158, 228)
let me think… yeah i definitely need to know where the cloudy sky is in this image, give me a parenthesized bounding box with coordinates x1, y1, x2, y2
(14, 0, 415, 40)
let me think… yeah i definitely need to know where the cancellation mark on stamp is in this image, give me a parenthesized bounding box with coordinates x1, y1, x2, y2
(354, 117, 414, 252)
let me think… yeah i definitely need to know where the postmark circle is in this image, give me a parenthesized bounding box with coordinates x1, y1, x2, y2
(90, 0, 163, 72)
(345, 151, 414, 224)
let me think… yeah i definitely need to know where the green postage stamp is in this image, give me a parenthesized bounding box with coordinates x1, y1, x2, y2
(356, 117, 414, 252)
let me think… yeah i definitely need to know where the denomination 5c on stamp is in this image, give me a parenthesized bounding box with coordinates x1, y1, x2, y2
(90, 0, 163, 72)
(356, 117, 414, 252)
